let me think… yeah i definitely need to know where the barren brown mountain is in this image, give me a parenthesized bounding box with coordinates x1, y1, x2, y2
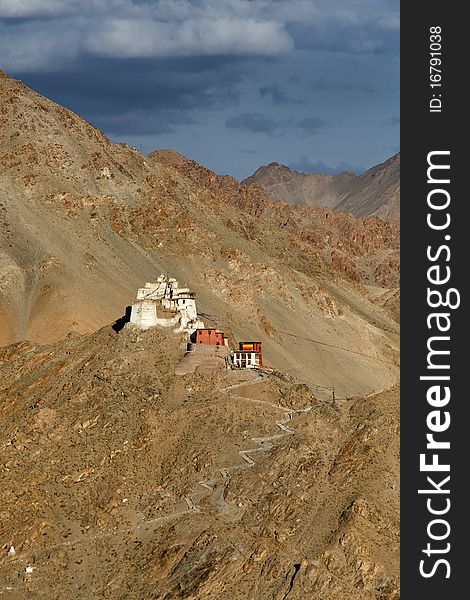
(243, 154, 400, 220)
(0, 70, 399, 397)
(0, 70, 400, 598)
(0, 326, 399, 599)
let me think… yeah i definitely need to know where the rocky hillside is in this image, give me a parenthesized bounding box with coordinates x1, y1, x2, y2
(0, 69, 400, 598)
(243, 154, 400, 220)
(0, 325, 399, 599)
(0, 70, 399, 397)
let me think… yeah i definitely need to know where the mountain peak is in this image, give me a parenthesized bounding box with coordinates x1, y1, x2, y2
(243, 155, 399, 218)
(243, 162, 357, 208)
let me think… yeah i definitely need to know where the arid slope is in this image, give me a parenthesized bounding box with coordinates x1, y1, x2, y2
(0, 70, 399, 396)
(0, 326, 399, 599)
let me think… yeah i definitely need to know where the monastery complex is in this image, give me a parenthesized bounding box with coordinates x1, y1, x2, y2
(126, 275, 263, 375)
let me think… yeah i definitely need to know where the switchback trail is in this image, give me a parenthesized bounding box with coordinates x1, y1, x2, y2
(0, 372, 314, 589)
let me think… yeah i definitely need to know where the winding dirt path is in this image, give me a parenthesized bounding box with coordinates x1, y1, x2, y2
(1, 372, 313, 585)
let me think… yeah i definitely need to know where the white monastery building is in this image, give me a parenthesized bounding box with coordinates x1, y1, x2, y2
(128, 274, 204, 334)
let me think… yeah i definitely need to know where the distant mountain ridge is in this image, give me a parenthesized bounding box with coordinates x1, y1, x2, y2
(243, 162, 356, 208)
(242, 153, 400, 220)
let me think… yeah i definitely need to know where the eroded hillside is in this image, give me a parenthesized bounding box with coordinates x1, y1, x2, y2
(0, 326, 399, 599)
(0, 71, 399, 396)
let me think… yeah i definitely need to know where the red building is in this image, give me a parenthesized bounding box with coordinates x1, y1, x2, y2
(195, 328, 226, 346)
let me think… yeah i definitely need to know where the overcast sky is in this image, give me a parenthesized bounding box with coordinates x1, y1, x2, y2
(0, 0, 399, 179)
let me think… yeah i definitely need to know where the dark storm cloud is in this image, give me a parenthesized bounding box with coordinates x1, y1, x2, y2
(0, 1, 399, 72)
(0, 0, 399, 177)
(17, 55, 244, 134)
(0, 0, 295, 135)
(0, 1, 293, 71)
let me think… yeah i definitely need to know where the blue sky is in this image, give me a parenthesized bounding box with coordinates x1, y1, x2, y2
(0, 0, 399, 179)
